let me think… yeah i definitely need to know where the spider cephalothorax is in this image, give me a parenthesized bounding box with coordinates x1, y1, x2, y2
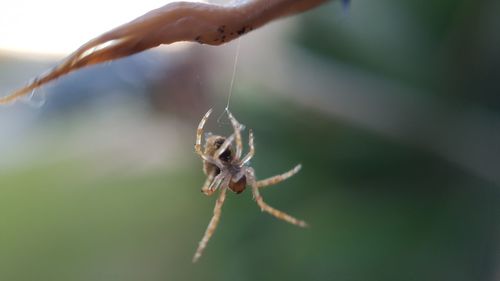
(192, 109, 307, 262)
(203, 135, 247, 194)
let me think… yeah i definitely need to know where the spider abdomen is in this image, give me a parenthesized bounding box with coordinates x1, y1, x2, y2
(229, 175, 246, 194)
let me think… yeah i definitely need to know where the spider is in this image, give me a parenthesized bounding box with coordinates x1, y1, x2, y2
(192, 108, 308, 263)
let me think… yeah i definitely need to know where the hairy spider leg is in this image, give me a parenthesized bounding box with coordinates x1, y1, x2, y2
(239, 129, 255, 166)
(193, 185, 228, 263)
(206, 170, 228, 194)
(195, 109, 225, 168)
(201, 170, 217, 196)
(252, 185, 308, 227)
(227, 111, 244, 160)
(247, 168, 308, 228)
(255, 164, 302, 189)
(195, 108, 213, 159)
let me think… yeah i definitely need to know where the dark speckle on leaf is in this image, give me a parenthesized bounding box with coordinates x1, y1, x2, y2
(236, 27, 247, 35)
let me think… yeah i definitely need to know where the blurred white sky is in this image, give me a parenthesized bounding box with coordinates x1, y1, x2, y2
(0, 0, 205, 55)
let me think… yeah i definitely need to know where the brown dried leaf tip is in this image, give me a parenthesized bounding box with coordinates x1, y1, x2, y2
(0, 0, 328, 105)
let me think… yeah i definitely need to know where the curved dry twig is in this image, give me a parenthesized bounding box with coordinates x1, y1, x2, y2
(0, 0, 328, 105)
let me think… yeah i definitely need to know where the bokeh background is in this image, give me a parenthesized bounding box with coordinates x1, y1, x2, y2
(0, 0, 499, 280)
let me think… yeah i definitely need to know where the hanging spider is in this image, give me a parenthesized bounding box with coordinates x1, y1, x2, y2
(192, 108, 308, 263)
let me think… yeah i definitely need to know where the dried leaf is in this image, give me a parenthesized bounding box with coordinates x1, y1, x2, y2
(0, 0, 328, 104)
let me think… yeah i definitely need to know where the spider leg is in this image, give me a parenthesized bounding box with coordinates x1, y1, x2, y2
(239, 129, 254, 166)
(252, 185, 308, 227)
(246, 168, 307, 228)
(227, 111, 244, 160)
(193, 186, 228, 263)
(255, 164, 302, 189)
(205, 171, 227, 194)
(195, 108, 213, 157)
(214, 134, 235, 159)
(194, 109, 224, 167)
(201, 170, 217, 196)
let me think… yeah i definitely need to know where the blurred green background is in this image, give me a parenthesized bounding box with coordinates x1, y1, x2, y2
(0, 0, 499, 281)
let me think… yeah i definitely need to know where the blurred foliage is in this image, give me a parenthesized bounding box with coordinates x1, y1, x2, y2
(294, 0, 500, 105)
(0, 91, 498, 281)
